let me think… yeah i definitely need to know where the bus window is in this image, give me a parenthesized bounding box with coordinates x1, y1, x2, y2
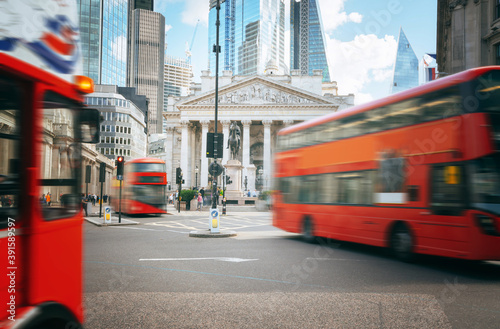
(39, 92, 81, 220)
(470, 154, 500, 215)
(299, 175, 317, 204)
(0, 76, 21, 228)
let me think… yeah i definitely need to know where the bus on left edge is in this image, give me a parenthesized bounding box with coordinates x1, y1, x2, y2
(0, 1, 100, 328)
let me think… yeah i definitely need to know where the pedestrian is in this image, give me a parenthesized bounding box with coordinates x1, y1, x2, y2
(197, 193, 203, 211)
(46, 192, 51, 206)
(169, 193, 173, 204)
(200, 188, 205, 205)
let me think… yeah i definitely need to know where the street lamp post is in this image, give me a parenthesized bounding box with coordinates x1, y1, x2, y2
(195, 165, 198, 189)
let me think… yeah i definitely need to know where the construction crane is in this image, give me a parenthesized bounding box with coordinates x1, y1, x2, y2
(185, 19, 200, 64)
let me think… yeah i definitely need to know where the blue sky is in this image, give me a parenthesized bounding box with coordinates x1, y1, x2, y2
(155, 0, 437, 104)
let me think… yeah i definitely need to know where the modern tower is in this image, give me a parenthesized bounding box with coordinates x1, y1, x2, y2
(391, 27, 419, 94)
(290, 0, 331, 82)
(164, 56, 193, 101)
(77, 0, 128, 86)
(208, 0, 286, 76)
(128, 9, 165, 134)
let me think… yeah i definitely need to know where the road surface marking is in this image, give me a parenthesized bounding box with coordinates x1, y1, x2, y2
(139, 257, 258, 263)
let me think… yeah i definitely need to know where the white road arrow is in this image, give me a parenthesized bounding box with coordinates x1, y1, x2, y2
(139, 257, 258, 263)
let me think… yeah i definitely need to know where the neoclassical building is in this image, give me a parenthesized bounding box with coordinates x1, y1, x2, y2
(156, 65, 354, 193)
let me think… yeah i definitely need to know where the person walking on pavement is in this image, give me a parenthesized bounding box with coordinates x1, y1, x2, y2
(197, 193, 203, 211)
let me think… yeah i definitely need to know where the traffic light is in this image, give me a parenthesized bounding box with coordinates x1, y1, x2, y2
(226, 175, 232, 185)
(176, 167, 183, 184)
(206, 133, 223, 158)
(116, 156, 124, 177)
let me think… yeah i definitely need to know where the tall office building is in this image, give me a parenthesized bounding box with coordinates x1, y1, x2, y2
(208, 0, 286, 76)
(164, 56, 193, 101)
(130, 0, 153, 11)
(128, 9, 165, 134)
(77, 0, 128, 86)
(391, 27, 419, 94)
(290, 0, 331, 82)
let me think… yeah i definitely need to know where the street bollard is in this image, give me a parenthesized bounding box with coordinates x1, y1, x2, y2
(104, 206, 111, 224)
(210, 208, 220, 233)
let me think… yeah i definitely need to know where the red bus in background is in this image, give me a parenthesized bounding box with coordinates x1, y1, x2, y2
(112, 158, 167, 215)
(273, 66, 500, 262)
(0, 1, 100, 328)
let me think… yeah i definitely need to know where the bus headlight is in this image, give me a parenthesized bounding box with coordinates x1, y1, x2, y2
(475, 214, 499, 236)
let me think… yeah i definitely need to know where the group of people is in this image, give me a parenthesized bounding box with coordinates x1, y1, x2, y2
(83, 193, 109, 205)
(39, 193, 52, 206)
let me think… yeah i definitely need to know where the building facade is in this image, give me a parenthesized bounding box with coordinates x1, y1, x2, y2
(437, 0, 500, 75)
(208, 0, 287, 76)
(164, 56, 193, 100)
(391, 27, 419, 94)
(85, 85, 148, 161)
(157, 67, 354, 193)
(77, 0, 128, 86)
(290, 0, 331, 82)
(128, 9, 165, 134)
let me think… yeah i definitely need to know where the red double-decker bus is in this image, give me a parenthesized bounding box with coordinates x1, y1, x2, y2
(0, 1, 100, 327)
(112, 158, 167, 215)
(273, 66, 500, 261)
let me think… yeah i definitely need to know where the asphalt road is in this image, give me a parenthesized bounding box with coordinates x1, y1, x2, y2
(83, 211, 500, 328)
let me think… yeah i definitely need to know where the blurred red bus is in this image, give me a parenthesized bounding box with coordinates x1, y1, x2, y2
(112, 158, 167, 215)
(273, 66, 500, 261)
(0, 1, 100, 327)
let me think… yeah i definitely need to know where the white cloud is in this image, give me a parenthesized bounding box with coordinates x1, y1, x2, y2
(165, 24, 173, 33)
(326, 34, 397, 104)
(181, 0, 209, 26)
(317, 0, 363, 32)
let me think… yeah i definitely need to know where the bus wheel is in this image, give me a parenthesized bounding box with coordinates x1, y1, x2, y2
(390, 223, 414, 262)
(302, 217, 315, 243)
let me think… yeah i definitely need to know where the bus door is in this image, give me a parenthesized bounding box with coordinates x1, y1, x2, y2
(423, 163, 469, 255)
(26, 89, 88, 322)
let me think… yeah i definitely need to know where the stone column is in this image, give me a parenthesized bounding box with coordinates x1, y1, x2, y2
(221, 120, 231, 165)
(200, 120, 210, 189)
(180, 120, 189, 186)
(165, 126, 175, 190)
(241, 120, 253, 192)
(263, 120, 272, 191)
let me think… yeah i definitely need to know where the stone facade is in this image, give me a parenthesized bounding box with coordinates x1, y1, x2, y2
(154, 69, 354, 193)
(437, 0, 499, 74)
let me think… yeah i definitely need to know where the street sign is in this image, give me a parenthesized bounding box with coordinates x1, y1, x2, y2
(104, 206, 111, 223)
(210, 208, 220, 233)
(208, 162, 223, 177)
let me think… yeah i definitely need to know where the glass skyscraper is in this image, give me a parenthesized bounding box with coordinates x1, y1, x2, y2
(290, 0, 331, 82)
(208, 0, 286, 76)
(391, 27, 419, 94)
(77, 0, 128, 86)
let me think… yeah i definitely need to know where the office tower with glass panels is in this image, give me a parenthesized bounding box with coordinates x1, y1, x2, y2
(290, 0, 331, 82)
(77, 0, 128, 86)
(391, 27, 419, 94)
(208, 0, 286, 76)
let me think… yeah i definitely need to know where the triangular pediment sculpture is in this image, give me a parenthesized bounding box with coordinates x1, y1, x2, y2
(177, 76, 334, 107)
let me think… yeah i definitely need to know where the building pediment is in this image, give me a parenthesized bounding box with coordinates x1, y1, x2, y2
(176, 76, 335, 108)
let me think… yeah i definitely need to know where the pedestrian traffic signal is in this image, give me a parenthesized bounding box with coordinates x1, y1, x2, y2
(116, 156, 124, 177)
(176, 167, 183, 184)
(226, 175, 232, 185)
